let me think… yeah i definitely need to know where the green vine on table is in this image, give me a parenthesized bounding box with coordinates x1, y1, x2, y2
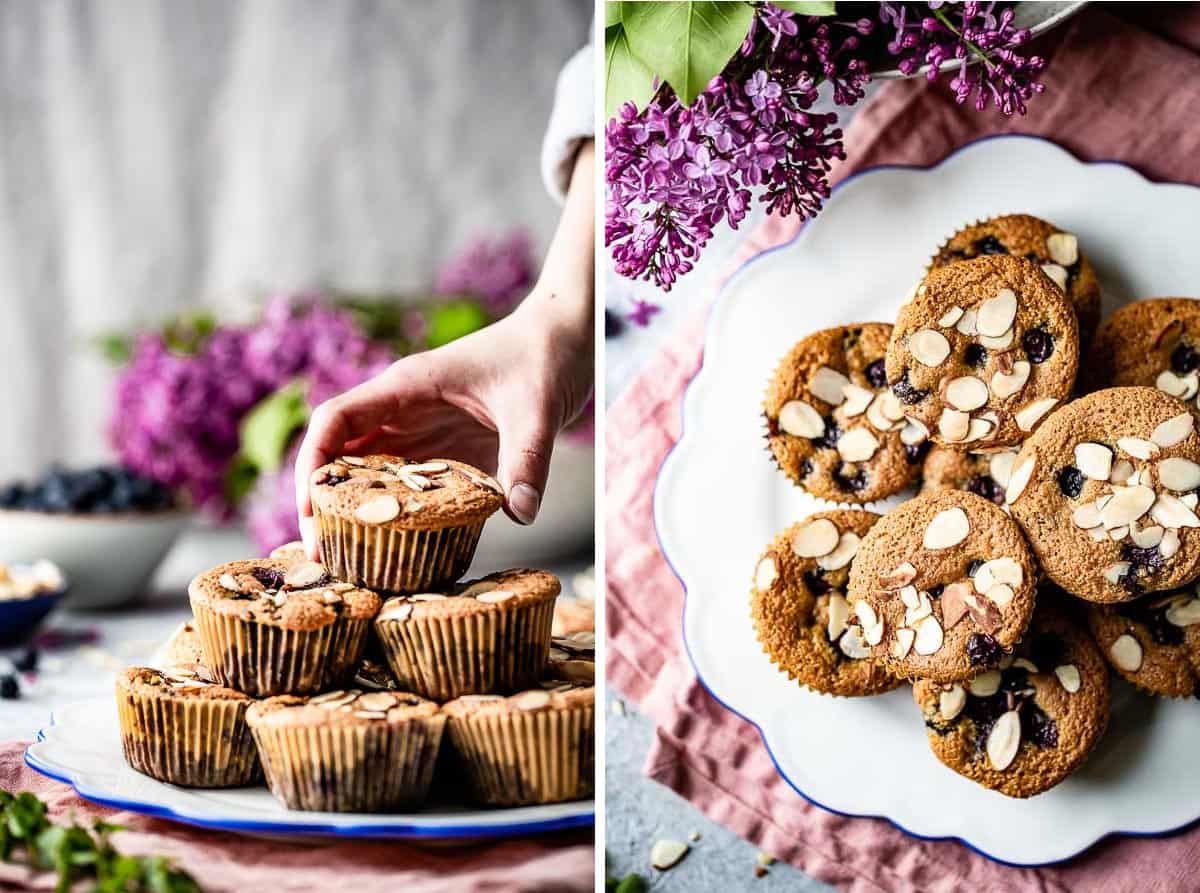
(0, 790, 201, 893)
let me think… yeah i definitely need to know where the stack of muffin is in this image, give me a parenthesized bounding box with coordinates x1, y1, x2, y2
(754, 214, 1200, 798)
(115, 455, 594, 813)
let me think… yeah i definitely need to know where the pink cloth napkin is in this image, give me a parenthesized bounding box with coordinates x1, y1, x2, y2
(606, 6, 1200, 891)
(0, 742, 592, 893)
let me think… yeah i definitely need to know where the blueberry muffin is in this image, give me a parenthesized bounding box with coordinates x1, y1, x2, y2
(847, 491, 1038, 683)
(248, 689, 444, 812)
(886, 255, 1079, 449)
(764, 323, 928, 503)
(913, 608, 1110, 798)
(750, 510, 900, 696)
(1007, 387, 1200, 603)
(116, 666, 260, 788)
(443, 668, 594, 806)
(1087, 587, 1200, 698)
(374, 568, 559, 701)
(920, 445, 1020, 505)
(1081, 298, 1200, 397)
(189, 558, 381, 696)
(309, 455, 503, 594)
(930, 215, 1101, 345)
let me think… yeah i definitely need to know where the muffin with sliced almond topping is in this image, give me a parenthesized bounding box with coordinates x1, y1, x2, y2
(309, 454, 504, 594)
(443, 653, 594, 806)
(116, 666, 260, 788)
(374, 568, 559, 701)
(247, 688, 444, 812)
(188, 557, 381, 697)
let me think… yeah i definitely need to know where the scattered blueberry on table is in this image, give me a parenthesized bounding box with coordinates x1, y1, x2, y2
(0, 465, 175, 513)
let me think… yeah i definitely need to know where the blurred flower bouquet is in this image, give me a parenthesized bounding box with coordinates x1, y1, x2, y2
(605, 1, 1049, 291)
(100, 231, 582, 553)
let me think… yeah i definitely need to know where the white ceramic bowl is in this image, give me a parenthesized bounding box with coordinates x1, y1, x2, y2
(0, 509, 190, 610)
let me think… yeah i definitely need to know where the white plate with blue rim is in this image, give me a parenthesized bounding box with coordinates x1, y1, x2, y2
(655, 134, 1200, 866)
(25, 698, 593, 840)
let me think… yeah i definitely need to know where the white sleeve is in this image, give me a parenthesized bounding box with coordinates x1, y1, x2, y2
(540, 44, 594, 204)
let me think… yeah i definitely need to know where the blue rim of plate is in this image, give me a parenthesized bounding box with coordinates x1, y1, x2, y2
(25, 711, 593, 840)
(652, 133, 1200, 869)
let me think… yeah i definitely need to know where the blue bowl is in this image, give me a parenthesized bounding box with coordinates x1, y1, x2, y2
(0, 586, 66, 646)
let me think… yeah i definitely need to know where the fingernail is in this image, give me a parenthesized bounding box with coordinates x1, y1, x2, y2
(299, 516, 319, 560)
(509, 483, 541, 525)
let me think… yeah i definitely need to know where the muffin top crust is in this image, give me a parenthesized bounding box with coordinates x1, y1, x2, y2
(309, 455, 504, 529)
(375, 568, 560, 624)
(117, 666, 250, 702)
(246, 689, 440, 728)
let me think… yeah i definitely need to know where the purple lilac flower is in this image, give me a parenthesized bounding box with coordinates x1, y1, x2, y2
(626, 299, 662, 328)
(246, 445, 302, 553)
(434, 229, 536, 315)
(606, 4, 868, 291)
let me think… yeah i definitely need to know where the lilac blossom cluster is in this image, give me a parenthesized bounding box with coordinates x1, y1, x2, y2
(606, 5, 868, 291)
(109, 296, 392, 515)
(434, 229, 535, 315)
(879, 1, 1046, 115)
(606, 2, 1047, 293)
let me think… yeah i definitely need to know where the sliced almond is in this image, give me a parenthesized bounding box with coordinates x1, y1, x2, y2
(1102, 561, 1131, 584)
(1109, 525, 1129, 541)
(838, 625, 871, 659)
(841, 383, 875, 418)
(817, 532, 861, 571)
(778, 401, 825, 437)
(460, 580, 499, 597)
(879, 389, 906, 422)
(941, 582, 972, 629)
(989, 452, 1017, 488)
(939, 306, 965, 327)
(901, 416, 930, 446)
(357, 692, 398, 712)
(964, 592, 1002, 633)
(827, 593, 850, 640)
(1005, 457, 1035, 504)
(284, 561, 325, 588)
(1157, 370, 1193, 399)
(854, 600, 879, 630)
(1054, 664, 1081, 693)
(1088, 526, 1109, 542)
(340, 455, 366, 466)
(986, 710, 1022, 771)
(956, 308, 979, 336)
(755, 556, 778, 592)
(380, 602, 413, 622)
(863, 618, 885, 647)
(977, 289, 1018, 337)
(904, 591, 933, 626)
(946, 377, 989, 412)
(990, 360, 1031, 400)
(899, 585, 921, 610)
(969, 670, 1002, 697)
(837, 427, 879, 463)
(1101, 485, 1156, 527)
(939, 408, 970, 443)
(912, 614, 944, 655)
(985, 584, 1015, 608)
(1185, 494, 1200, 509)
(1151, 493, 1200, 529)
(1110, 634, 1143, 672)
(410, 593, 447, 602)
(965, 415, 997, 443)
(651, 839, 689, 872)
(1117, 437, 1158, 460)
(1166, 598, 1200, 627)
(939, 685, 966, 720)
(218, 573, 242, 593)
(1152, 412, 1195, 448)
(1046, 232, 1078, 266)
(1074, 443, 1112, 481)
(1158, 457, 1200, 492)
(355, 494, 400, 524)
(879, 562, 917, 589)
(910, 329, 951, 367)
(1072, 503, 1102, 530)
(973, 557, 1024, 594)
(1109, 460, 1134, 484)
(892, 627, 916, 658)
(477, 590, 516, 604)
(923, 507, 970, 550)
(1015, 398, 1058, 432)
(810, 366, 850, 406)
(1040, 263, 1068, 291)
(1162, 528, 1182, 557)
(1131, 525, 1164, 548)
(792, 518, 840, 558)
(404, 461, 449, 475)
(513, 690, 553, 711)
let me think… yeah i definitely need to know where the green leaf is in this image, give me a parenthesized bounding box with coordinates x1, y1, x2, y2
(622, 1, 755, 107)
(616, 874, 648, 893)
(426, 300, 489, 349)
(770, 1, 837, 14)
(238, 382, 310, 474)
(605, 1, 622, 28)
(95, 334, 133, 365)
(605, 23, 658, 119)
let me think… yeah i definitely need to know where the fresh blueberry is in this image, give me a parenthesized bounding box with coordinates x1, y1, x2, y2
(967, 633, 1002, 666)
(905, 441, 931, 464)
(814, 417, 841, 450)
(964, 344, 988, 369)
(1171, 342, 1200, 374)
(833, 467, 867, 493)
(1023, 708, 1059, 749)
(1022, 327, 1055, 364)
(804, 569, 832, 596)
(974, 235, 1008, 255)
(865, 359, 887, 389)
(1117, 595, 1183, 646)
(251, 567, 286, 591)
(1056, 466, 1084, 498)
(965, 474, 1004, 505)
(892, 373, 929, 405)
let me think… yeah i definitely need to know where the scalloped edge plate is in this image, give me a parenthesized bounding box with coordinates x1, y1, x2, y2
(25, 698, 593, 840)
(656, 134, 1200, 866)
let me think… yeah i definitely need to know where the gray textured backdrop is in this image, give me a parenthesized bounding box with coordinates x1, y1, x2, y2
(0, 0, 590, 475)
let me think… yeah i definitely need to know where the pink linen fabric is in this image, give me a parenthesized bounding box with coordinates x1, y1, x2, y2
(606, 6, 1200, 891)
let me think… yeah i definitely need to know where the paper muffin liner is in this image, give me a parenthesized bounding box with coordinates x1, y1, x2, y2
(313, 507, 486, 594)
(447, 704, 594, 806)
(191, 603, 370, 698)
(115, 685, 260, 788)
(250, 715, 446, 812)
(375, 598, 555, 701)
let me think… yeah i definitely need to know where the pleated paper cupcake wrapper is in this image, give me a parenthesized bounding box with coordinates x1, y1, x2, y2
(376, 599, 555, 701)
(448, 705, 594, 806)
(251, 716, 447, 812)
(116, 688, 260, 788)
(191, 606, 370, 697)
(313, 508, 486, 594)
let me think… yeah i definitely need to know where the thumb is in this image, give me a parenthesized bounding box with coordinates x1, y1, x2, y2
(496, 415, 556, 526)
